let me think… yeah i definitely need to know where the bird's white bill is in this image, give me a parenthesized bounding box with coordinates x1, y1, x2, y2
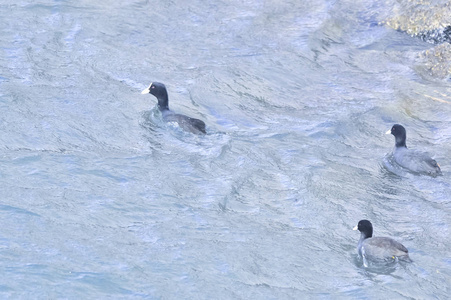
(385, 129, 391, 134)
(141, 83, 152, 94)
(353, 225, 358, 231)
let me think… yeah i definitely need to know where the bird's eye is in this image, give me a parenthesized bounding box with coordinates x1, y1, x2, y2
(151, 86, 155, 89)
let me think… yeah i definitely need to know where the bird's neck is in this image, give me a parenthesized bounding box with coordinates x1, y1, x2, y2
(158, 103, 169, 111)
(157, 94, 169, 111)
(360, 230, 372, 243)
(395, 136, 407, 148)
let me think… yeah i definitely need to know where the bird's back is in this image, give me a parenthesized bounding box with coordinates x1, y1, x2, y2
(362, 236, 409, 260)
(394, 147, 441, 176)
(163, 112, 206, 134)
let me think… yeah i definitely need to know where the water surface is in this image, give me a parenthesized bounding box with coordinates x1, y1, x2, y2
(0, 0, 450, 298)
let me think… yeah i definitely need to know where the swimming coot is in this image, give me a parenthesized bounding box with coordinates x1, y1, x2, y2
(353, 220, 410, 266)
(386, 124, 441, 176)
(141, 82, 206, 134)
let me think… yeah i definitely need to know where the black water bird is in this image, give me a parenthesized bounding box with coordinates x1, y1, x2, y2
(141, 82, 206, 134)
(353, 220, 411, 267)
(386, 124, 441, 176)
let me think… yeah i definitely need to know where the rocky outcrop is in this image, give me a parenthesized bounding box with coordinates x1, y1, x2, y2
(418, 43, 451, 79)
(383, 0, 451, 44)
(382, 1, 451, 79)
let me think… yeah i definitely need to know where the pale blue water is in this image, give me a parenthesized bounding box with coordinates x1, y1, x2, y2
(0, 0, 450, 299)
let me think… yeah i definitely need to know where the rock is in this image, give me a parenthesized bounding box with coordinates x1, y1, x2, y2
(383, 0, 451, 44)
(417, 43, 451, 79)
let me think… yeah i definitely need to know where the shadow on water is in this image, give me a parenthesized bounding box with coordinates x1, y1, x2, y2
(0, 204, 41, 217)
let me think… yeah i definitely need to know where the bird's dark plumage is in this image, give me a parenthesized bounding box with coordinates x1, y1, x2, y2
(141, 82, 206, 134)
(386, 124, 441, 176)
(353, 220, 410, 267)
